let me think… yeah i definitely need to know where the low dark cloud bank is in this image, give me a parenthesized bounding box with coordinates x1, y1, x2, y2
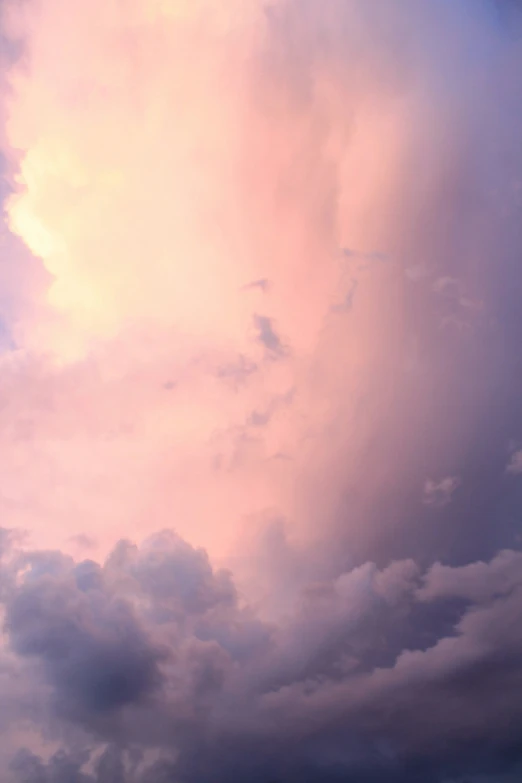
(0, 529, 522, 782)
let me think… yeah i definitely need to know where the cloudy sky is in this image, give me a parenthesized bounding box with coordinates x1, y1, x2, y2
(0, 0, 522, 780)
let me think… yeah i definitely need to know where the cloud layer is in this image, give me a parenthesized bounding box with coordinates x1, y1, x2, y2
(3, 531, 522, 782)
(0, 0, 522, 780)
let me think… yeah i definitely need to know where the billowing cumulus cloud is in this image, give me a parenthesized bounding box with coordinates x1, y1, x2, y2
(0, 0, 521, 781)
(2, 530, 522, 782)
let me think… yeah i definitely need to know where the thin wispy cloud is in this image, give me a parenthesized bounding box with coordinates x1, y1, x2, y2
(423, 476, 461, 508)
(506, 449, 522, 474)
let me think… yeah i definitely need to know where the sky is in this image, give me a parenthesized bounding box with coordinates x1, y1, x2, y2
(0, 0, 522, 780)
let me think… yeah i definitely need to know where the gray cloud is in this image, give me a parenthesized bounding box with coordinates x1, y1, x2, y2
(1, 528, 522, 782)
(253, 314, 287, 357)
(5, 554, 167, 721)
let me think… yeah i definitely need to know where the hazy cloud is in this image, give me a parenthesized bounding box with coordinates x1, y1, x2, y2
(423, 476, 461, 508)
(506, 450, 522, 474)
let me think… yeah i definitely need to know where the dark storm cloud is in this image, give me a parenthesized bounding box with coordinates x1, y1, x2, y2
(5, 553, 166, 719)
(2, 528, 522, 783)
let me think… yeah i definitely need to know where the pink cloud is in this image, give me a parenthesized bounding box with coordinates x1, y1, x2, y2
(0, 1, 521, 780)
